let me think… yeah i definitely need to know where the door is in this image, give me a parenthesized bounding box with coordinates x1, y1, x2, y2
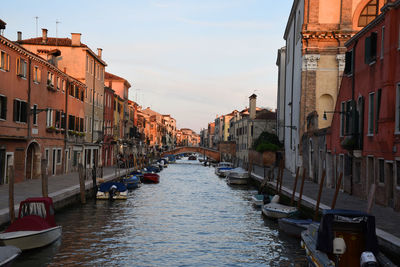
(52, 149, 56, 175)
(0, 149, 5, 184)
(387, 162, 394, 208)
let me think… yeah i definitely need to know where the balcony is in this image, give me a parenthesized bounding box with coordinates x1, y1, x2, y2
(67, 131, 85, 144)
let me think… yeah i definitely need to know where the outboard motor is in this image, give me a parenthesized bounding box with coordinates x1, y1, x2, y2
(360, 252, 378, 267)
(108, 185, 118, 200)
(333, 237, 346, 266)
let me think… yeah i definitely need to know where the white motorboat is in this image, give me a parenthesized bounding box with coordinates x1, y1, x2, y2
(0, 245, 21, 266)
(226, 167, 249, 185)
(262, 195, 298, 219)
(214, 162, 233, 176)
(0, 197, 62, 250)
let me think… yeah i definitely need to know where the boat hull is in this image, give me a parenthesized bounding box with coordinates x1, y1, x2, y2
(143, 173, 160, 183)
(251, 194, 264, 207)
(278, 218, 312, 238)
(227, 177, 248, 185)
(0, 226, 62, 251)
(262, 203, 298, 219)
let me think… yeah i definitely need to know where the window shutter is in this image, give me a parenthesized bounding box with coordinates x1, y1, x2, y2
(344, 51, 353, 74)
(376, 89, 382, 133)
(371, 32, 377, 61)
(13, 99, 18, 121)
(16, 58, 20, 75)
(365, 36, 371, 64)
(1, 96, 7, 120)
(6, 54, 10, 71)
(21, 102, 27, 123)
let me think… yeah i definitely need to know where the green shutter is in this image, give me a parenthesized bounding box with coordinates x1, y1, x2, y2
(376, 89, 382, 133)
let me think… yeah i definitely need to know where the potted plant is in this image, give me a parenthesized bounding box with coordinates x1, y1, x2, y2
(46, 126, 56, 133)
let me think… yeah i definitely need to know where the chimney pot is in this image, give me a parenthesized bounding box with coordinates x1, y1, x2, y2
(42, 28, 48, 44)
(71, 33, 81, 46)
(97, 48, 103, 59)
(17, 31, 22, 41)
(249, 94, 257, 120)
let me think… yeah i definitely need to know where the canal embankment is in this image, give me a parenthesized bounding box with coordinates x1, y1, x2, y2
(0, 166, 134, 227)
(250, 169, 400, 264)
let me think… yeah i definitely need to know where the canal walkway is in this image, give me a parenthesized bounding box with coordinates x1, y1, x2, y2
(251, 168, 400, 257)
(0, 166, 133, 226)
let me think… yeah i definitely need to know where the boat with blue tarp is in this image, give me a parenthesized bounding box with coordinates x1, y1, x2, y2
(123, 175, 141, 190)
(97, 182, 128, 200)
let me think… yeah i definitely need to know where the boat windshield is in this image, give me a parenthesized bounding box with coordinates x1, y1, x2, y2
(20, 202, 47, 219)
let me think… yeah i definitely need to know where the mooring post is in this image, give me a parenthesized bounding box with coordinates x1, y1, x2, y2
(8, 165, 15, 223)
(78, 164, 86, 204)
(297, 168, 306, 209)
(331, 172, 343, 209)
(41, 159, 48, 197)
(290, 167, 300, 206)
(313, 170, 326, 221)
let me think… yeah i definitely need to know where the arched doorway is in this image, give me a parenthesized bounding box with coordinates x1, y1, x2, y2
(26, 142, 41, 180)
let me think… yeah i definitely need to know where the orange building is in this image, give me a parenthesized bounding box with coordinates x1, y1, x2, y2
(0, 31, 86, 183)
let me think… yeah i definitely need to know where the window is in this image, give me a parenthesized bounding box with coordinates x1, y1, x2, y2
(378, 158, 384, 183)
(86, 55, 89, 72)
(61, 79, 65, 93)
(396, 84, 400, 133)
(69, 84, 74, 97)
(16, 58, 27, 78)
(13, 99, 27, 123)
(55, 110, 61, 128)
(57, 149, 62, 165)
(69, 115, 75, 130)
(381, 26, 385, 59)
(368, 93, 375, 135)
(344, 50, 353, 75)
(75, 86, 79, 100)
(33, 66, 41, 83)
(358, 0, 378, 27)
(365, 32, 377, 64)
(32, 104, 37, 125)
(0, 51, 10, 71)
(0, 95, 7, 120)
(47, 72, 54, 86)
(345, 101, 351, 135)
(61, 112, 65, 129)
(80, 118, 84, 132)
(46, 109, 53, 127)
(396, 160, 400, 187)
(56, 77, 60, 90)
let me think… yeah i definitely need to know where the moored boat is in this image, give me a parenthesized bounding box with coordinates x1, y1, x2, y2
(214, 162, 233, 176)
(226, 167, 249, 185)
(300, 209, 393, 267)
(0, 197, 62, 251)
(188, 155, 197, 160)
(261, 195, 298, 219)
(0, 245, 21, 266)
(143, 173, 160, 183)
(123, 175, 141, 189)
(251, 194, 264, 207)
(278, 218, 313, 238)
(97, 182, 128, 200)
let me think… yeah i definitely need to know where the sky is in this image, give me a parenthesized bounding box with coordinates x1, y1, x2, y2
(1, 0, 293, 133)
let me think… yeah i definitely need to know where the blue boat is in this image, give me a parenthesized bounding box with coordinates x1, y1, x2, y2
(123, 175, 141, 190)
(97, 182, 128, 200)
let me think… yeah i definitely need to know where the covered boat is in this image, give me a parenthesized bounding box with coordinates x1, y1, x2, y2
(123, 175, 141, 189)
(214, 162, 233, 176)
(0, 197, 62, 250)
(262, 195, 298, 219)
(300, 209, 391, 267)
(97, 182, 128, 200)
(226, 167, 249, 185)
(143, 173, 160, 183)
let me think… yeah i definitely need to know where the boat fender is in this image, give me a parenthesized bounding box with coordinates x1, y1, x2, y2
(360, 251, 378, 267)
(333, 237, 346, 255)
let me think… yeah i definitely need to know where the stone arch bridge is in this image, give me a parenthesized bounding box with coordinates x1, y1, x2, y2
(161, 146, 220, 161)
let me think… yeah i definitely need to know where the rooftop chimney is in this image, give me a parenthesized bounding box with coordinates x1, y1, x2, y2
(17, 31, 22, 41)
(42, 28, 48, 44)
(71, 33, 81, 46)
(249, 94, 257, 120)
(97, 48, 102, 59)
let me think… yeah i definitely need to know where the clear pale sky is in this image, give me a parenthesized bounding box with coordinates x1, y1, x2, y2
(1, 0, 292, 133)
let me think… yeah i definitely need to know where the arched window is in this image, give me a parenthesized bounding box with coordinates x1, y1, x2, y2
(358, 0, 387, 27)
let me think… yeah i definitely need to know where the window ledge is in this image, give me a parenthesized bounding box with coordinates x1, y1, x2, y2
(367, 134, 374, 137)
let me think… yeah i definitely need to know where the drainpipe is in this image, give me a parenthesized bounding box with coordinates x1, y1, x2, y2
(27, 59, 32, 139)
(350, 39, 358, 196)
(64, 78, 69, 171)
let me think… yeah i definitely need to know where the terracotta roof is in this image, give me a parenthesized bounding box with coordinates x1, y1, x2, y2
(105, 72, 131, 88)
(17, 37, 87, 47)
(255, 109, 276, 120)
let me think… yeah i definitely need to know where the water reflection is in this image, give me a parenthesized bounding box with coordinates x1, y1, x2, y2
(15, 159, 306, 266)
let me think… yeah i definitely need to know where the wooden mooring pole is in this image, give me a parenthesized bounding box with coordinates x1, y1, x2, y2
(313, 170, 326, 221)
(41, 159, 48, 197)
(275, 160, 283, 193)
(78, 164, 86, 204)
(331, 172, 343, 209)
(278, 160, 284, 195)
(297, 168, 306, 209)
(290, 167, 300, 206)
(8, 166, 15, 223)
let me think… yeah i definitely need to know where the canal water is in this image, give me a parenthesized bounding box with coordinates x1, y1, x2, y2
(15, 159, 306, 266)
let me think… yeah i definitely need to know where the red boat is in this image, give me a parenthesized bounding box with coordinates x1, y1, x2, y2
(143, 173, 160, 183)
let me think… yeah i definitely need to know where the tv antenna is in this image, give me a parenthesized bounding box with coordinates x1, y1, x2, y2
(56, 19, 61, 46)
(34, 16, 39, 37)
